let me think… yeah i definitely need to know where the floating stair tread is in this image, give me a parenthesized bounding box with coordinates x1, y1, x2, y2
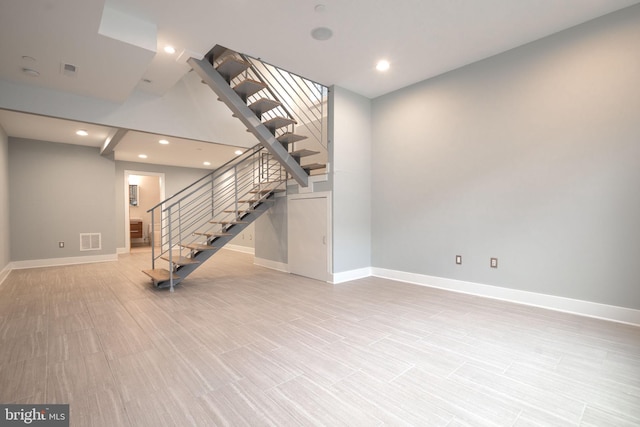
(160, 256, 199, 266)
(248, 98, 282, 116)
(233, 79, 266, 99)
(278, 132, 308, 145)
(179, 243, 218, 251)
(264, 116, 297, 130)
(223, 209, 253, 214)
(142, 269, 179, 282)
(193, 232, 232, 237)
(302, 163, 326, 171)
(249, 188, 285, 194)
(290, 149, 320, 158)
(216, 57, 250, 81)
(209, 220, 248, 225)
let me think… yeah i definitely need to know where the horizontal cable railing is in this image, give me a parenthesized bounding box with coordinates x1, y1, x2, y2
(210, 48, 328, 160)
(147, 144, 285, 280)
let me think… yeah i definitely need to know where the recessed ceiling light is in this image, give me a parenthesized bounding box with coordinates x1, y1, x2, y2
(21, 56, 36, 62)
(76, 129, 88, 136)
(164, 45, 176, 54)
(142, 78, 152, 84)
(159, 139, 169, 145)
(376, 60, 390, 72)
(138, 154, 148, 159)
(234, 150, 243, 155)
(21, 67, 40, 77)
(311, 27, 333, 41)
(203, 161, 211, 166)
(314, 4, 326, 13)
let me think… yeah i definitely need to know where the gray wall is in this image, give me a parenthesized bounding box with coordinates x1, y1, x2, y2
(255, 196, 288, 264)
(331, 86, 372, 273)
(115, 161, 208, 249)
(371, 5, 640, 309)
(0, 125, 9, 270)
(9, 138, 116, 261)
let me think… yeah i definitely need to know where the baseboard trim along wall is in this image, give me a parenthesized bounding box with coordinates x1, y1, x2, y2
(370, 267, 640, 327)
(332, 267, 372, 284)
(10, 254, 118, 270)
(223, 245, 255, 256)
(254, 257, 288, 273)
(0, 264, 11, 286)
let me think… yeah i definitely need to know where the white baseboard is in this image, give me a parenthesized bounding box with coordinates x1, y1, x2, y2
(10, 254, 118, 270)
(371, 267, 640, 327)
(254, 257, 288, 273)
(332, 267, 372, 284)
(0, 263, 11, 286)
(224, 244, 255, 256)
(116, 247, 128, 254)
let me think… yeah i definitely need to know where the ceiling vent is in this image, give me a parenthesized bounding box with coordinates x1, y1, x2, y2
(61, 62, 78, 77)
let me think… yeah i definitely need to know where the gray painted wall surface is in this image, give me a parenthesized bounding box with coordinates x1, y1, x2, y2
(371, 6, 640, 309)
(230, 222, 255, 249)
(0, 125, 10, 269)
(331, 86, 372, 273)
(9, 138, 116, 261)
(115, 161, 208, 249)
(255, 196, 287, 263)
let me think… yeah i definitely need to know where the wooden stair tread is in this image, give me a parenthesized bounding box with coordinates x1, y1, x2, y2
(277, 132, 307, 145)
(193, 232, 231, 237)
(216, 57, 250, 81)
(209, 220, 248, 225)
(223, 209, 253, 214)
(233, 79, 266, 99)
(248, 98, 282, 116)
(160, 256, 199, 266)
(264, 116, 296, 130)
(142, 269, 180, 282)
(302, 163, 326, 171)
(290, 149, 320, 158)
(179, 243, 218, 251)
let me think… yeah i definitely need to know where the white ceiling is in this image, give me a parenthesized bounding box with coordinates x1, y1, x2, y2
(0, 0, 638, 167)
(0, 110, 240, 170)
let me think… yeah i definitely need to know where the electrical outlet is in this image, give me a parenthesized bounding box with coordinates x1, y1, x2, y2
(455, 255, 462, 265)
(490, 257, 498, 268)
(58, 241, 65, 248)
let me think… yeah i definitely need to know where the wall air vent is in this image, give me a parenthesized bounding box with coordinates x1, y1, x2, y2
(80, 233, 101, 251)
(61, 62, 78, 77)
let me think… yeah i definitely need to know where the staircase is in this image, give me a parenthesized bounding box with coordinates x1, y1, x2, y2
(142, 145, 286, 290)
(143, 45, 328, 291)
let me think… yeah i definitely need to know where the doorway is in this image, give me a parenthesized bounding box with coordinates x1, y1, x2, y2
(124, 170, 165, 253)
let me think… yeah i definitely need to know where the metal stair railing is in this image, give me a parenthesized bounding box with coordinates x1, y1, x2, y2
(147, 143, 285, 290)
(211, 48, 328, 160)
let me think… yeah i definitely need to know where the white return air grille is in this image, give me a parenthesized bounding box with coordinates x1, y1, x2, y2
(79, 233, 102, 251)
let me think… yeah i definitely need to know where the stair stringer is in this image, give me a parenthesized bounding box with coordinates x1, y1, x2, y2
(188, 57, 309, 188)
(154, 193, 278, 289)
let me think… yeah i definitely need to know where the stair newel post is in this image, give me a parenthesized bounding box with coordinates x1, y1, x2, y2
(167, 208, 174, 293)
(210, 176, 215, 218)
(233, 163, 239, 218)
(150, 208, 155, 270)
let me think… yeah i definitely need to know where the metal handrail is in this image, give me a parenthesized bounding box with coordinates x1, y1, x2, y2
(147, 143, 285, 287)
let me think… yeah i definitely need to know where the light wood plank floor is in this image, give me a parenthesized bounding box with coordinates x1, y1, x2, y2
(1, 249, 639, 426)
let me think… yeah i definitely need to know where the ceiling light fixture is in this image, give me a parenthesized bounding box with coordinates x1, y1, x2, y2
(159, 139, 169, 145)
(138, 154, 148, 159)
(164, 45, 176, 54)
(234, 150, 243, 155)
(21, 67, 40, 77)
(76, 129, 88, 136)
(311, 27, 333, 41)
(203, 161, 211, 166)
(376, 60, 390, 72)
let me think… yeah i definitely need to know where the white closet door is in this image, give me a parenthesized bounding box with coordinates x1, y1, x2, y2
(288, 197, 328, 281)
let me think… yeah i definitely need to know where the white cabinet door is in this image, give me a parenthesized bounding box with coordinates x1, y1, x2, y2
(288, 196, 328, 281)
